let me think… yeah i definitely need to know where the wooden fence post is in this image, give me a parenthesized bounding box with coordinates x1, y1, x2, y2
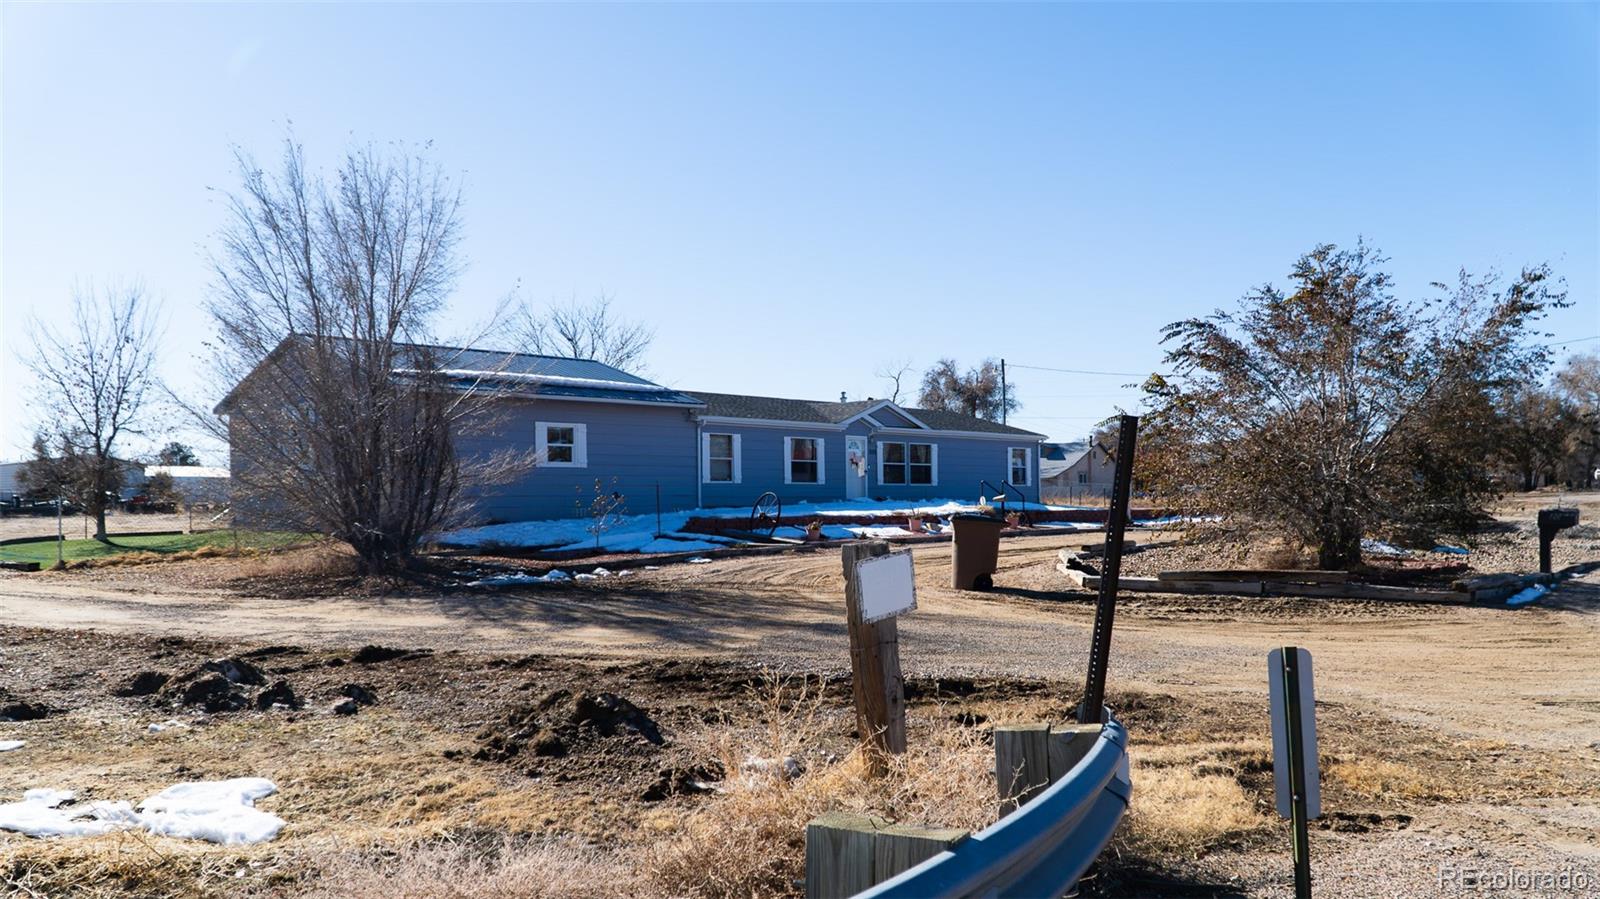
(842, 541, 906, 770)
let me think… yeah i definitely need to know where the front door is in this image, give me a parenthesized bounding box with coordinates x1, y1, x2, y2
(845, 436, 868, 499)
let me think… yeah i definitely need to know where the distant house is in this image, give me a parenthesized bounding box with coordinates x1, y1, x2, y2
(1040, 440, 1116, 501)
(0, 462, 26, 501)
(0, 458, 147, 504)
(143, 465, 231, 506)
(220, 339, 1046, 524)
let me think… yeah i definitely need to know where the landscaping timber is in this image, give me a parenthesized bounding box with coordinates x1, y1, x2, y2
(1056, 551, 1476, 604)
(1158, 569, 1348, 584)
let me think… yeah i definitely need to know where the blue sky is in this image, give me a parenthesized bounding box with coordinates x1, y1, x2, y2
(2, 2, 1596, 463)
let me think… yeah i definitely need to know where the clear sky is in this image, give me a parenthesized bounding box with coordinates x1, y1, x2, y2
(3, 2, 1596, 463)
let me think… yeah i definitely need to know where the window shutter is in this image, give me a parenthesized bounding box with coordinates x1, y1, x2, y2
(732, 434, 742, 484)
(535, 422, 549, 462)
(573, 424, 588, 468)
(816, 439, 825, 485)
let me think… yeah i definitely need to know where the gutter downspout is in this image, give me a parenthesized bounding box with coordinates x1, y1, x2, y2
(695, 417, 703, 510)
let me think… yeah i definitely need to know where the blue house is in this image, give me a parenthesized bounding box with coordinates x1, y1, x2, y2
(225, 340, 1046, 524)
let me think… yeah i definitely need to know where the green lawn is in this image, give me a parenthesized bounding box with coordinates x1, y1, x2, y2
(0, 530, 315, 565)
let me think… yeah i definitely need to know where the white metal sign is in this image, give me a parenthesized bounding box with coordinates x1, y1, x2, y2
(856, 551, 918, 624)
(1268, 647, 1321, 819)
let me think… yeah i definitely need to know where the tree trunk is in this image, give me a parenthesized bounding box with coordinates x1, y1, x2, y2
(1316, 519, 1363, 570)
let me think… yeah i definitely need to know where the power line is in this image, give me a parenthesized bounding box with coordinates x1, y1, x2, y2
(1006, 362, 1147, 377)
(1547, 335, 1600, 347)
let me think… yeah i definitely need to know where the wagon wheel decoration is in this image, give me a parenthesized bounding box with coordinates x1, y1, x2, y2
(749, 491, 782, 538)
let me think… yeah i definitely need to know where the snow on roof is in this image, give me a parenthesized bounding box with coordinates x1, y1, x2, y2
(145, 466, 230, 479)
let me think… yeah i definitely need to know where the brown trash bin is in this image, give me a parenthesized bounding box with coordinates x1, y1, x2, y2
(951, 512, 1005, 590)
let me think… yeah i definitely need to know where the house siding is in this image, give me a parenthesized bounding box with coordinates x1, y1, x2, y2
(697, 422, 1041, 510)
(699, 425, 843, 509)
(868, 436, 1040, 505)
(458, 398, 700, 523)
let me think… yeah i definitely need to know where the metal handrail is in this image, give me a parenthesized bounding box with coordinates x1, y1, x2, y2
(977, 480, 1030, 525)
(856, 714, 1131, 899)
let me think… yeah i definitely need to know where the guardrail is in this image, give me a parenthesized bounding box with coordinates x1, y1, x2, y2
(861, 714, 1128, 898)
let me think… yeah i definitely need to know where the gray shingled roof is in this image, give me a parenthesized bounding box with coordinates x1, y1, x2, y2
(688, 391, 1043, 436)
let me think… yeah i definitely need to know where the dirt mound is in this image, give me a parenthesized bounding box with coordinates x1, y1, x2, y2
(114, 671, 169, 697)
(352, 645, 430, 665)
(0, 692, 54, 721)
(161, 656, 274, 712)
(475, 690, 665, 765)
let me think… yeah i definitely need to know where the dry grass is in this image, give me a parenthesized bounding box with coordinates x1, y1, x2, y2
(640, 675, 995, 898)
(1327, 757, 1454, 802)
(229, 543, 359, 582)
(272, 838, 637, 899)
(1113, 739, 1273, 855)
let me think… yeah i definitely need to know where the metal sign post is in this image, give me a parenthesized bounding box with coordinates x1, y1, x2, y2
(1078, 414, 1138, 725)
(1269, 647, 1320, 899)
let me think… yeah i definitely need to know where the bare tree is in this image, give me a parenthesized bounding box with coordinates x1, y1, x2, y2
(1141, 242, 1565, 568)
(875, 359, 914, 404)
(25, 285, 160, 540)
(1556, 353, 1600, 488)
(514, 295, 653, 373)
(916, 358, 1018, 421)
(202, 137, 527, 574)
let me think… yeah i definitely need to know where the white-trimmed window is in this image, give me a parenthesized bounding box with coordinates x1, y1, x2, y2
(536, 422, 587, 468)
(703, 433, 742, 484)
(785, 437, 824, 485)
(1009, 447, 1032, 486)
(878, 441, 937, 486)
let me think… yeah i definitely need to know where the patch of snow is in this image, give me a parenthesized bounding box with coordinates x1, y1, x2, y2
(0, 780, 284, 845)
(147, 720, 188, 734)
(1432, 545, 1470, 555)
(686, 557, 713, 564)
(1506, 584, 1550, 607)
(844, 525, 915, 538)
(442, 499, 1079, 552)
(636, 537, 726, 553)
(1360, 538, 1411, 557)
(0, 789, 123, 838)
(134, 778, 285, 845)
(0, 740, 23, 752)
(1132, 515, 1222, 528)
(1035, 521, 1103, 531)
(468, 569, 571, 587)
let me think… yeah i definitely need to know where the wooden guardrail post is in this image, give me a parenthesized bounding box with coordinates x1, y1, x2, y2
(807, 812, 882, 899)
(995, 723, 1051, 814)
(996, 722, 1104, 815)
(805, 813, 968, 899)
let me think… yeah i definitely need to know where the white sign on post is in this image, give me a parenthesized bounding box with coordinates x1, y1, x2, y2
(855, 551, 918, 624)
(1268, 647, 1321, 819)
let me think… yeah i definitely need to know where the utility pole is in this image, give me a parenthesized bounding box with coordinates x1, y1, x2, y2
(55, 495, 64, 568)
(1000, 358, 1007, 426)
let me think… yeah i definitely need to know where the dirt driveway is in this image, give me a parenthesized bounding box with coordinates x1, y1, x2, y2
(3, 532, 1598, 754)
